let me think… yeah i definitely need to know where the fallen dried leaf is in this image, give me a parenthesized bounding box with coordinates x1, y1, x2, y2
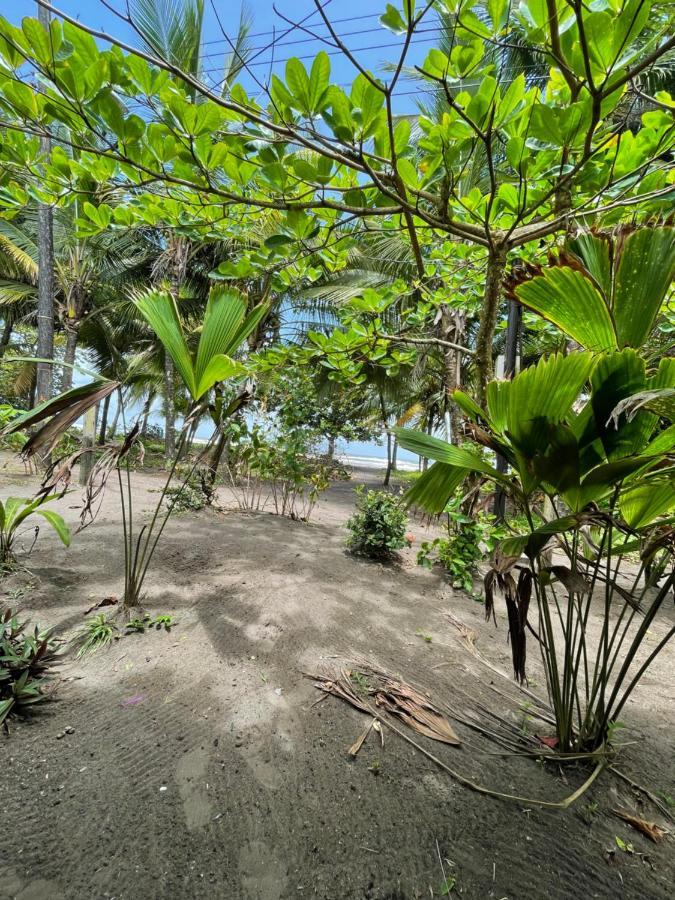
(348, 719, 375, 757)
(85, 596, 119, 615)
(612, 810, 667, 843)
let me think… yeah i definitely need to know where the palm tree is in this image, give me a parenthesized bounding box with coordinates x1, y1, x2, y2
(34, 1, 54, 406)
(0, 209, 155, 392)
(128, 0, 254, 459)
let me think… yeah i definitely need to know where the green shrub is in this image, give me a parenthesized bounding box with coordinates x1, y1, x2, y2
(1, 607, 59, 728)
(417, 497, 504, 593)
(346, 487, 409, 559)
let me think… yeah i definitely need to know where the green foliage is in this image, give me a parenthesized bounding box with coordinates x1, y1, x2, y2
(134, 285, 264, 401)
(164, 465, 214, 512)
(226, 420, 330, 521)
(72, 614, 119, 657)
(346, 486, 409, 559)
(512, 227, 675, 351)
(395, 331, 675, 752)
(1, 606, 59, 727)
(0, 495, 71, 568)
(417, 492, 505, 593)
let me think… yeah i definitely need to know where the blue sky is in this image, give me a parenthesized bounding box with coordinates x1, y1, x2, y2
(12, 1, 435, 112)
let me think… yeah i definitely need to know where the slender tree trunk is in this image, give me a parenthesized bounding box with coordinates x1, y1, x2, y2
(164, 353, 176, 460)
(35, 5, 54, 406)
(391, 436, 398, 472)
(109, 392, 121, 439)
(98, 391, 111, 444)
(0, 316, 12, 356)
(421, 411, 433, 472)
(140, 394, 152, 436)
(474, 244, 508, 403)
(327, 435, 336, 459)
(383, 431, 393, 487)
(61, 326, 78, 392)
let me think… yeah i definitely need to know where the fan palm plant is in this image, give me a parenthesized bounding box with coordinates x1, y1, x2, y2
(4, 285, 267, 611)
(393, 225, 675, 754)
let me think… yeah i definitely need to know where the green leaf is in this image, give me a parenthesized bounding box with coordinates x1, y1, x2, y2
(380, 5, 407, 34)
(135, 290, 196, 398)
(393, 428, 504, 479)
(506, 352, 595, 455)
(514, 267, 617, 352)
(620, 481, 675, 529)
(308, 52, 331, 112)
(613, 227, 675, 348)
(591, 349, 652, 460)
(403, 462, 466, 514)
(285, 57, 312, 114)
(195, 355, 247, 399)
(194, 286, 246, 392)
(499, 515, 580, 559)
(35, 509, 71, 547)
(568, 232, 612, 298)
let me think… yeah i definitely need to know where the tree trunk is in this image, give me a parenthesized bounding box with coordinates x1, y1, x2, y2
(109, 391, 122, 439)
(474, 245, 508, 403)
(98, 391, 111, 444)
(140, 395, 152, 436)
(440, 306, 463, 445)
(391, 436, 398, 473)
(383, 431, 393, 487)
(0, 316, 12, 357)
(35, 4, 54, 407)
(327, 435, 336, 459)
(164, 353, 176, 460)
(61, 326, 78, 392)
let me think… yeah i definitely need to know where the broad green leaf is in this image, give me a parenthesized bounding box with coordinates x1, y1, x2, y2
(568, 231, 612, 298)
(35, 509, 71, 547)
(194, 287, 246, 390)
(591, 349, 652, 460)
(574, 456, 655, 508)
(285, 57, 311, 114)
(514, 267, 617, 351)
(506, 352, 595, 455)
(195, 355, 247, 400)
(403, 462, 466, 514)
(613, 227, 675, 348)
(499, 515, 580, 559)
(620, 481, 675, 529)
(308, 52, 330, 112)
(393, 428, 504, 479)
(135, 290, 196, 398)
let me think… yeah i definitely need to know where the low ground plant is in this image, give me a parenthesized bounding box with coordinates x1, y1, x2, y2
(0, 495, 70, 570)
(346, 487, 409, 559)
(1, 607, 59, 727)
(417, 494, 505, 593)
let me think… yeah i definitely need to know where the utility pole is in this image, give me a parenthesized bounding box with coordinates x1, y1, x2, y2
(493, 300, 521, 520)
(35, 2, 55, 406)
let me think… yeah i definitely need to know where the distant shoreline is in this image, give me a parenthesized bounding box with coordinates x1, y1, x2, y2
(338, 454, 418, 472)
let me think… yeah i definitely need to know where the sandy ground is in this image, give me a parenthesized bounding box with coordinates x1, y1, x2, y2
(1, 453, 674, 900)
